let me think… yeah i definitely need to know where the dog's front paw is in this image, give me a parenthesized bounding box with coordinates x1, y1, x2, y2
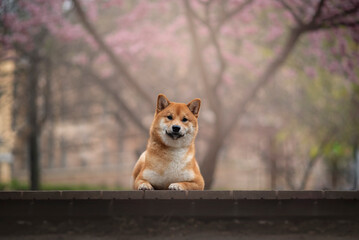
(138, 182, 154, 190)
(168, 183, 184, 191)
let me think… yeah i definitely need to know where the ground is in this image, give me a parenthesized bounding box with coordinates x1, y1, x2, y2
(1, 217, 359, 240)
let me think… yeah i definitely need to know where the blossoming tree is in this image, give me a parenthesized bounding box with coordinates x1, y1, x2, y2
(1, 0, 358, 189)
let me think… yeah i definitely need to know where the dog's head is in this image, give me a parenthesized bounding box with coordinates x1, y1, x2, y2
(150, 94, 201, 148)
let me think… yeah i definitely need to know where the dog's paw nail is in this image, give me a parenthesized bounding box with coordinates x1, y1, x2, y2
(168, 183, 184, 191)
(138, 183, 153, 190)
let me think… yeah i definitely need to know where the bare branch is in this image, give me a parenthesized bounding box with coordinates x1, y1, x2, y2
(196, 1, 227, 91)
(310, 0, 326, 24)
(69, 62, 149, 135)
(217, 0, 253, 31)
(298, 129, 337, 189)
(307, 20, 359, 31)
(222, 27, 304, 141)
(335, 20, 359, 27)
(320, 2, 359, 23)
(111, 110, 127, 127)
(284, 162, 297, 190)
(187, 2, 207, 25)
(194, 0, 358, 189)
(298, 152, 322, 190)
(72, 0, 153, 106)
(200, 26, 305, 188)
(186, 0, 249, 91)
(277, 0, 303, 26)
(208, 24, 227, 91)
(300, 0, 359, 32)
(183, 0, 221, 117)
(87, 71, 148, 134)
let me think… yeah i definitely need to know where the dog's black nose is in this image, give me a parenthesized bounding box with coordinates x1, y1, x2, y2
(172, 125, 181, 133)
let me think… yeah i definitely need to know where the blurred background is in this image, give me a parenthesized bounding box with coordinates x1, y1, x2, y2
(0, 0, 358, 190)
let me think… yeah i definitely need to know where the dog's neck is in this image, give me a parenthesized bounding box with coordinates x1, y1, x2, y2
(148, 135, 195, 158)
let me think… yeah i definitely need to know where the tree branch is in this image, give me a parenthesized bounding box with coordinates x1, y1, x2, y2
(298, 152, 322, 190)
(183, 0, 221, 119)
(87, 69, 148, 134)
(222, 27, 304, 140)
(70, 62, 149, 135)
(72, 0, 153, 106)
(277, 0, 304, 26)
(301, 1, 359, 31)
(187, 1, 227, 92)
(186, 2, 207, 25)
(216, 0, 254, 31)
(310, 0, 326, 24)
(208, 19, 227, 91)
(307, 20, 359, 31)
(111, 110, 127, 127)
(320, 2, 359, 23)
(298, 130, 336, 190)
(284, 163, 297, 190)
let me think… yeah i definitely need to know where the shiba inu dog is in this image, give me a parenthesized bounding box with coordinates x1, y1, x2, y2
(132, 94, 204, 190)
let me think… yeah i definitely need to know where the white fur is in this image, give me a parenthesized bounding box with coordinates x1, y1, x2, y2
(168, 183, 184, 190)
(138, 182, 153, 190)
(159, 119, 195, 148)
(142, 149, 195, 189)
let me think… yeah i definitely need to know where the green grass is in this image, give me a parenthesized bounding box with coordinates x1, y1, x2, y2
(0, 180, 126, 191)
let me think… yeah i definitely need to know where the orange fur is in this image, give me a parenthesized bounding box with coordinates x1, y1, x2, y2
(132, 94, 204, 190)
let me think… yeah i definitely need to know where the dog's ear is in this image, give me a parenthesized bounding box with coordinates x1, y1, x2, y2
(157, 94, 170, 114)
(187, 98, 201, 118)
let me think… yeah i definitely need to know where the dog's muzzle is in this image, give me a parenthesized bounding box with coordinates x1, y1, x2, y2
(166, 131, 184, 140)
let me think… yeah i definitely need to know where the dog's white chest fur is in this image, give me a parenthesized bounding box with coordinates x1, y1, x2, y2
(143, 149, 194, 189)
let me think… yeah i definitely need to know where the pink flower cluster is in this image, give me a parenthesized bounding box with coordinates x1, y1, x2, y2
(1, 0, 357, 84)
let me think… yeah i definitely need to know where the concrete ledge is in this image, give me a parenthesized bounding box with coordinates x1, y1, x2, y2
(2, 190, 359, 200)
(234, 191, 276, 199)
(187, 191, 233, 199)
(277, 191, 325, 199)
(102, 191, 143, 200)
(1, 190, 359, 200)
(1, 191, 359, 218)
(61, 191, 103, 200)
(144, 190, 187, 199)
(324, 191, 359, 199)
(23, 191, 62, 200)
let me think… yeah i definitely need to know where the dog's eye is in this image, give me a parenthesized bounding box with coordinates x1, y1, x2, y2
(167, 116, 173, 120)
(182, 117, 188, 122)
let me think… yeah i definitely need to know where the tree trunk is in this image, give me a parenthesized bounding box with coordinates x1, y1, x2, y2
(354, 143, 359, 190)
(268, 138, 277, 189)
(351, 87, 359, 190)
(201, 28, 303, 189)
(44, 56, 54, 168)
(200, 136, 223, 189)
(47, 122, 54, 168)
(330, 161, 339, 189)
(299, 157, 319, 190)
(27, 52, 40, 190)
